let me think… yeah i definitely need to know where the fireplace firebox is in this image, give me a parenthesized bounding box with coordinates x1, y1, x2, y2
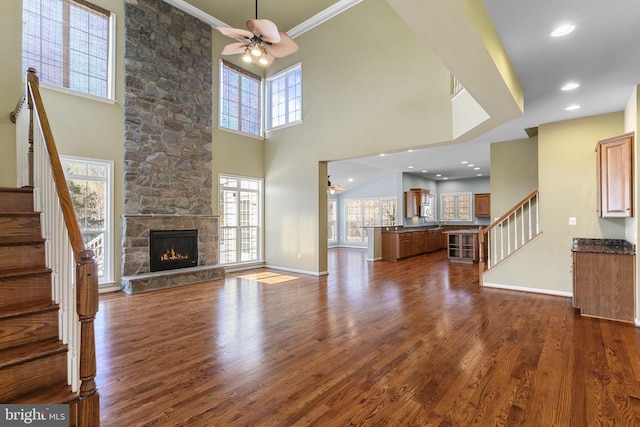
(149, 229, 198, 272)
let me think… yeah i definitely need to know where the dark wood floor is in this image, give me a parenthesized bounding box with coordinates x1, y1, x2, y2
(96, 248, 640, 426)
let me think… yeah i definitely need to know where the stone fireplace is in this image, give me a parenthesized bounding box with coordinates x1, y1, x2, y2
(121, 0, 224, 294)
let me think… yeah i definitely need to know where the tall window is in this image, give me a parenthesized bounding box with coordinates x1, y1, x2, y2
(345, 198, 397, 243)
(61, 156, 113, 284)
(219, 60, 262, 137)
(266, 63, 302, 130)
(219, 175, 262, 264)
(22, 0, 114, 99)
(328, 199, 337, 244)
(441, 192, 472, 221)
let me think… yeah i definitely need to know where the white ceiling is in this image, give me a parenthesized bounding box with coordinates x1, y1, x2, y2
(179, 0, 640, 191)
(329, 0, 640, 191)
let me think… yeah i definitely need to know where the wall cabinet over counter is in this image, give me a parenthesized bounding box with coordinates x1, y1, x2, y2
(474, 193, 490, 218)
(597, 132, 634, 218)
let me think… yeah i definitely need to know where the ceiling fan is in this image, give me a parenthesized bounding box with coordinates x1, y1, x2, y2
(216, 0, 299, 67)
(327, 177, 344, 194)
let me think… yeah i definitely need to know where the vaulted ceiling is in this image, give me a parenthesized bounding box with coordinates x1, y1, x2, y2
(176, 0, 640, 190)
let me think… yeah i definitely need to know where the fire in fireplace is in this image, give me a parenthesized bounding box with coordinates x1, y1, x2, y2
(149, 229, 198, 272)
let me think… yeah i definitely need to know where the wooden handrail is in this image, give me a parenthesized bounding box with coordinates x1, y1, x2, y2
(26, 70, 87, 263)
(481, 188, 539, 236)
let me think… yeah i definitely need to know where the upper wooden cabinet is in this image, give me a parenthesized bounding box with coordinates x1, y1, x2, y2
(474, 193, 491, 218)
(597, 133, 634, 218)
(404, 188, 429, 218)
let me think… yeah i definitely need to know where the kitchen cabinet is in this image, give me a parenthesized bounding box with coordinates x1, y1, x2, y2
(474, 193, 491, 218)
(572, 238, 635, 323)
(445, 230, 479, 263)
(404, 188, 429, 218)
(597, 133, 634, 218)
(381, 228, 444, 261)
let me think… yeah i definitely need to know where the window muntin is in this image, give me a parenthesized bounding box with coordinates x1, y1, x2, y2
(440, 192, 472, 221)
(23, 0, 114, 99)
(219, 60, 262, 137)
(219, 175, 262, 264)
(266, 63, 302, 130)
(344, 198, 397, 243)
(61, 156, 113, 284)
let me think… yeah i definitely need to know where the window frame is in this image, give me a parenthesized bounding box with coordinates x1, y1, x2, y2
(218, 174, 264, 265)
(265, 62, 302, 131)
(218, 60, 263, 138)
(328, 198, 338, 244)
(440, 192, 472, 222)
(22, 0, 116, 101)
(60, 155, 114, 286)
(343, 197, 397, 244)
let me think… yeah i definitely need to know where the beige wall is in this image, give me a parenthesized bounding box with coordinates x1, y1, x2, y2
(485, 112, 626, 293)
(489, 136, 538, 217)
(263, 0, 453, 272)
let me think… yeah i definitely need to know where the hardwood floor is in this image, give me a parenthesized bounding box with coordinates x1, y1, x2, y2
(96, 248, 640, 426)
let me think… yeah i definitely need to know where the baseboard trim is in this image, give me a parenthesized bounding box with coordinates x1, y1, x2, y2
(482, 282, 572, 298)
(265, 264, 329, 276)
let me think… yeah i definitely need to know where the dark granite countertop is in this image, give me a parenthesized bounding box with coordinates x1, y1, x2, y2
(381, 226, 443, 234)
(572, 238, 636, 255)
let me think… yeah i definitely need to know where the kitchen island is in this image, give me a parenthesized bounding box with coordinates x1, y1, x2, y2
(444, 229, 482, 263)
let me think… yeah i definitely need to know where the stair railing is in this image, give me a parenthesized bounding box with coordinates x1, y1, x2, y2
(478, 189, 541, 270)
(11, 68, 99, 425)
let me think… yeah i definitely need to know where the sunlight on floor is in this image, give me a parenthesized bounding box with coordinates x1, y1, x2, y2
(237, 271, 298, 284)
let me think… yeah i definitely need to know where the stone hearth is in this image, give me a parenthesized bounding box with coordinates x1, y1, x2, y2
(121, 214, 224, 294)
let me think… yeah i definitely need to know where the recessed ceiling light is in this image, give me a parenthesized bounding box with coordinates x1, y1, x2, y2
(477, 173, 483, 176)
(407, 149, 413, 152)
(551, 24, 575, 37)
(436, 174, 442, 177)
(408, 166, 414, 169)
(443, 177, 449, 180)
(467, 164, 474, 167)
(379, 153, 385, 157)
(562, 82, 580, 91)
(566, 104, 581, 111)
(421, 170, 428, 173)
(461, 161, 468, 164)
(348, 178, 354, 182)
(474, 167, 480, 170)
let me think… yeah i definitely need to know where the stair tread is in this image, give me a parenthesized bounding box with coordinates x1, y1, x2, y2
(0, 302, 58, 321)
(0, 337, 67, 369)
(0, 236, 45, 246)
(0, 266, 51, 279)
(8, 381, 77, 404)
(0, 187, 33, 193)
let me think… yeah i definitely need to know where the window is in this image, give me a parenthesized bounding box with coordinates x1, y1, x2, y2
(344, 198, 397, 243)
(440, 192, 472, 221)
(266, 63, 302, 130)
(61, 156, 113, 285)
(328, 199, 337, 244)
(219, 60, 262, 137)
(22, 0, 114, 99)
(219, 175, 262, 264)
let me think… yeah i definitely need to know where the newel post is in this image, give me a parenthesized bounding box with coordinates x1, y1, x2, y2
(76, 249, 100, 426)
(26, 67, 38, 188)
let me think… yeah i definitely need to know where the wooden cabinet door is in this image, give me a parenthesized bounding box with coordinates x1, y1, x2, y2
(474, 193, 491, 218)
(597, 133, 633, 217)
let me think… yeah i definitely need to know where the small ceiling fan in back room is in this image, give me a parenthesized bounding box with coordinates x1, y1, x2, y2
(216, 0, 299, 67)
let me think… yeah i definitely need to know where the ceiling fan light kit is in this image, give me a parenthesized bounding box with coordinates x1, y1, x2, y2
(217, 1, 299, 67)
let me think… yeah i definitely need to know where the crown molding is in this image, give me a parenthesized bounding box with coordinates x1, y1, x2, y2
(287, 0, 363, 39)
(163, 0, 228, 28)
(162, 0, 362, 37)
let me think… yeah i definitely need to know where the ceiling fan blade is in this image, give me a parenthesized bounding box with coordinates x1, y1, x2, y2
(216, 26, 254, 42)
(263, 32, 299, 58)
(221, 42, 249, 56)
(246, 19, 281, 43)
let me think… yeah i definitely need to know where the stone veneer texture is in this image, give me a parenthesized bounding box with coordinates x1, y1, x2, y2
(124, 0, 213, 215)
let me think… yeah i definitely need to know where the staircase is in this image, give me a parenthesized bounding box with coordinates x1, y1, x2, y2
(0, 187, 77, 405)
